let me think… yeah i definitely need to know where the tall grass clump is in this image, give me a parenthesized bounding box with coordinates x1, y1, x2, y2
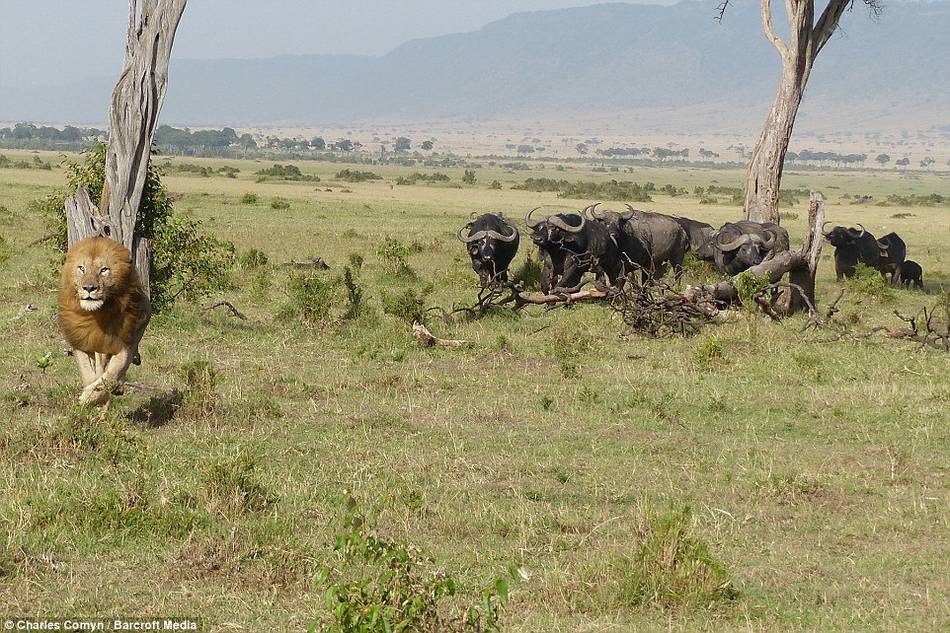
(617, 504, 738, 611)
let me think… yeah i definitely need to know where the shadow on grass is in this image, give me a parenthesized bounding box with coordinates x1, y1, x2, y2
(126, 389, 184, 428)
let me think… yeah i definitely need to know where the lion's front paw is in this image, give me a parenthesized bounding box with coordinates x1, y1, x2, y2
(79, 379, 112, 406)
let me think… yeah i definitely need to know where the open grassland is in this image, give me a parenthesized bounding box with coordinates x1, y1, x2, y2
(0, 149, 948, 631)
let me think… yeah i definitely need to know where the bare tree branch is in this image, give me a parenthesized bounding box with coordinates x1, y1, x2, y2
(715, 0, 731, 23)
(813, 0, 852, 54)
(760, 0, 789, 58)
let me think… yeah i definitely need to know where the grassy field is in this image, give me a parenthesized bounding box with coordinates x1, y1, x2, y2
(0, 148, 948, 631)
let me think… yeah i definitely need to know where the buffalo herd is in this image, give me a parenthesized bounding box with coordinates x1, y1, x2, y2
(457, 205, 924, 293)
(820, 223, 922, 286)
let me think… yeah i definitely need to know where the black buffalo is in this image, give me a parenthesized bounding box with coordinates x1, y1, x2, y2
(876, 232, 906, 285)
(588, 204, 689, 280)
(898, 260, 923, 289)
(672, 215, 716, 259)
(457, 212, 520, 286)
(822, 223, 883, 280)
(525, 205, 623, 293)
(710, 221, 790, 275)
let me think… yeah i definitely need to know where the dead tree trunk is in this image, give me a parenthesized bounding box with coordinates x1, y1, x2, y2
(687, 192, 826, 316)
(64, 0, 188, 296)
(742, 0, 877, 223)
(775, 191, 825, 313)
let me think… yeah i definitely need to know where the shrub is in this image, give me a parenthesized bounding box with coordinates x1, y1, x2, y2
(489, 180, 502, 190)
(342, 265, 364, 320)
(381, 286, 430, 324)
(255, 164, 318, 182)
(511, 255, 542, 291)
(694, 337, 724, 368)
(617, 504, 738, 610)
(238, 248, 269, 270)
(0, 235, 11, 269)
(317, 500, 517, 633)
(846, 263, 894, 303)
(376, 238, 415, 278)
(732, 271, 771, 311)
(249, 267, 272, 304)
(284, 272, 338, 324)
(151, 214, 236, 311)
(240, 192, 258, 205)
(336, 169, 382, 183)
(270, 197, 291, 210)
(395, 172, 450, 185)
(462, 169, 477, 185)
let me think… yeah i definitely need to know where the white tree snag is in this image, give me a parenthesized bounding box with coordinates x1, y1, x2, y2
(64, 0, 187, 295)
(776, 192, 825, 313)
(743, 0, 878, 223)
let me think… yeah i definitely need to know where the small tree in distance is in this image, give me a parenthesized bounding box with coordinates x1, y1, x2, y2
(875, 153, 890, 166)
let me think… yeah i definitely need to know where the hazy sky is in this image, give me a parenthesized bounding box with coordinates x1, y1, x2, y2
(0, 0, 674, 90)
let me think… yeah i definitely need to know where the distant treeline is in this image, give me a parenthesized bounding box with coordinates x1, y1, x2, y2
(0, 123, 104, 150)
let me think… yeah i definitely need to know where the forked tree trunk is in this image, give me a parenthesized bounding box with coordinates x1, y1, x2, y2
(743, 0, 864, 223)
(744, 77, 806, 223)
(64, 0, 187, 296)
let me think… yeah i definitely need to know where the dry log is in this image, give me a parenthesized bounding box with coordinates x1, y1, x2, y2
(516, 289, 611, 306)
(412, 322, 467, 348)
(280, 257, 330, 270)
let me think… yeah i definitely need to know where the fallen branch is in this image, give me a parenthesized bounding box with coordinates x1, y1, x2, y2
(412, 322, 467, 348)
(280, 257, 330, 270)
(204, 300, 247, 320)
(516, 288, 611, 307)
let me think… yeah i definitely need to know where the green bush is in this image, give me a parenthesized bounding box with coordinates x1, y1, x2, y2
(240, 192, 258, 205)
(284, 272, 338, 324)
(381, 286, 430, 324)
(376, 238, 415, 278)
(151, 214, 236, 311)
(342, 266, 365, 320)
(317, 500, 517, 633)
(270, 197, 291, 210)
(336, 169, 382, 183)
(238, 248, 269, 270)
(846, 263, 894, 303)
(617, 504, 738, 610)
(255, 164, 318, 182)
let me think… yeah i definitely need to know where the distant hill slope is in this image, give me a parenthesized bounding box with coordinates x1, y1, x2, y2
(4, 0, 948, 129)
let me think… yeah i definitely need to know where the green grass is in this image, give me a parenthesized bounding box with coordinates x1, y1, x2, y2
(0, 148, 947, 631)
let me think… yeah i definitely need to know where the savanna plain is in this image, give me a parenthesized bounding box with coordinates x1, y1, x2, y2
(0, 148, 948, 631)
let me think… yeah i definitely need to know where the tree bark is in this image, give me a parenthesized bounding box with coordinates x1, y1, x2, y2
(64, 0, 187, 294)
(743, 0, 858, 223)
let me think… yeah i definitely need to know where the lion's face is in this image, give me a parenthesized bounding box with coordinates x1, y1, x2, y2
(64, 237, 134, 312)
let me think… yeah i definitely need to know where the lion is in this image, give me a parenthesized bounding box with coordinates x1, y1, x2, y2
(58, 237, 151, 406)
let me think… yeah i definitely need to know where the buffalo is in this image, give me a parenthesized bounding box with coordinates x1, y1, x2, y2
(822, 224, 883, 280)
(672, 215, 716, 259)
(525, 205, 624, 293)
(709, 221, 790, 275)
(588, 204, 689, 280)
(457, 212, 519, 286)
(898, 260, 923, 289)
(876, 232, 906, 285)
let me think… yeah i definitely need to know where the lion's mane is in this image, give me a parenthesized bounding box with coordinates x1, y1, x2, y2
(58, 237, 149, 356)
